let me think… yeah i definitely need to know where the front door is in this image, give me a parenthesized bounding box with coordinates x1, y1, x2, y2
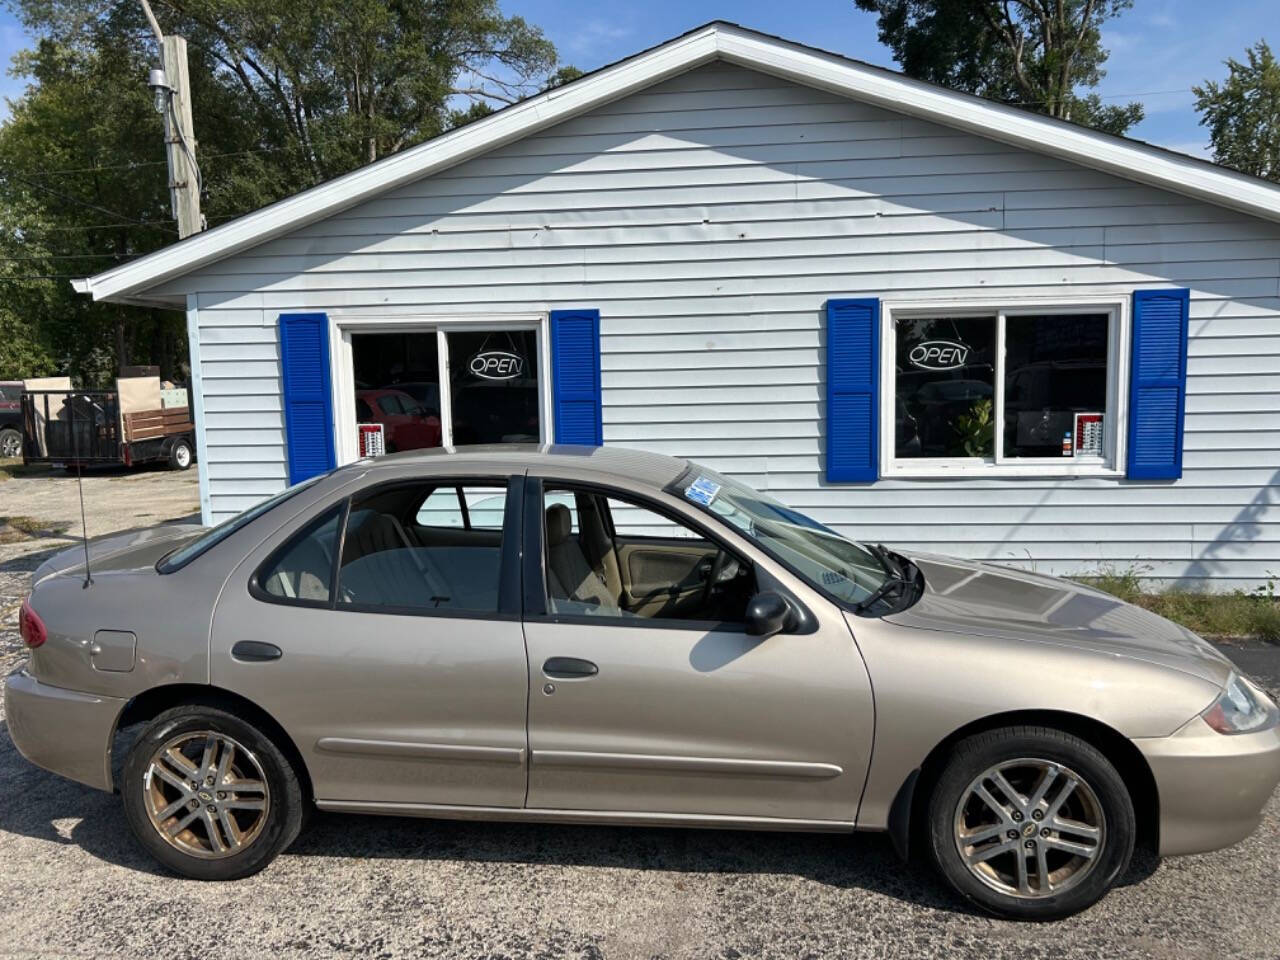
(520, 479, 874, 824)
(212, 475, 529, 808)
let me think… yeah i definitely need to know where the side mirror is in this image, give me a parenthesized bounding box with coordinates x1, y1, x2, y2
(745, 591, 793, 638)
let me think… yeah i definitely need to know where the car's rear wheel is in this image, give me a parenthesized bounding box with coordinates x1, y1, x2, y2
(926, 726, 1135, 920)
(122, 705, 303, 880)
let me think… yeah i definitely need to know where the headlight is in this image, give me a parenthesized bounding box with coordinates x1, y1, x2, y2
(1202, 672, 1279, 735)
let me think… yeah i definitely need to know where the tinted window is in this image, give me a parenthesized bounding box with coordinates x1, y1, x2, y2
(377, 395, 401, 415)
(339, 481, 506, 613)
(257, 506, 341, 603)
(1003, 313, 1109, 458)
(158, 475, 323, 573)
(895, 316, 996, 458)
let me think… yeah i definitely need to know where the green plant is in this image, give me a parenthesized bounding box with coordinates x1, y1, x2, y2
(951, 398, 995, 457)
(1075, 562, 1151, 605)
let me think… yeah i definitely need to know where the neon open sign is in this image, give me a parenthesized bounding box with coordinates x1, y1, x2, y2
(908, 340, 971, 370)
(469, 351, 524, 380)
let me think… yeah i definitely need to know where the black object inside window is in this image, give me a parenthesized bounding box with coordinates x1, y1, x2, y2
(895, 316, 997, 458)
(1003, 314, 1108, 458)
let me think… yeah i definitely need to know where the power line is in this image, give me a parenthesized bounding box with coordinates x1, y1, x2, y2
(0, 168, 176, 233)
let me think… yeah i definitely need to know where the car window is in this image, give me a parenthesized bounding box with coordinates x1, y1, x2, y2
(416, 487, 464, 527)
(377, 395, 401, 415)
(543, 486, 751, 624)
(158, 475, 324, 573)
(256, 505, 341, 603)
(340, 481, 507, 614)
(606, 497, 700, 540)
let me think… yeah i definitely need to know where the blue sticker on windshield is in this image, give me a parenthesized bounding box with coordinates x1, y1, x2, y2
(685, 475, 721, 506)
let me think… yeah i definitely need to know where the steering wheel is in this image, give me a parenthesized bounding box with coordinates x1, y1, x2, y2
(701, 548, 730, 606)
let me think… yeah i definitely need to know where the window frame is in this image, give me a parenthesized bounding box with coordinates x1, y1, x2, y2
(880, 297, 1130, 479)
(248, 474, 524, 621)
(523, 475, 770, 633)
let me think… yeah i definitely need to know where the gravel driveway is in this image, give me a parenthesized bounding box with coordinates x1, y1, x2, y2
(1, 467, 1277, 959)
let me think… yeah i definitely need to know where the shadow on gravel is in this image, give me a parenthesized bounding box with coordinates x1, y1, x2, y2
(0, 543, 70, 574)
(0, 718, 1163, 915)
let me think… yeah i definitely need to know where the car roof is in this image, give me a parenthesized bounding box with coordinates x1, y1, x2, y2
(343, 444, 690, 489)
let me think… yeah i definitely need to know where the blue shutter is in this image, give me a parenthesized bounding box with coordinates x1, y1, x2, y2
(549, 309, 603, 445)
(826, 299, 880, 483)
(278, 312, 336, 484)
(1127, 289, 1189, 480)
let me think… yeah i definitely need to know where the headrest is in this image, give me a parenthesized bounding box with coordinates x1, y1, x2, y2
(545, 503, 572, 546)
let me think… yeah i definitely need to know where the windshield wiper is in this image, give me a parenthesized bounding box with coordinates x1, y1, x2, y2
(855, 544, 921, 614)
(868, 542, 902, 580)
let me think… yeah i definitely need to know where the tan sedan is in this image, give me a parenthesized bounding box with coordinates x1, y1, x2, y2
(7, 445, 1280, 920)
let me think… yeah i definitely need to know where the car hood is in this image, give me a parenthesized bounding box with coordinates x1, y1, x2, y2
(34, 524, 204, 583)
(883, 552, 1233, 687)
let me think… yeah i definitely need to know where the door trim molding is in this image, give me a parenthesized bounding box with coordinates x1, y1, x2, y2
(315, 799, 856, 832)
(315, 737, 526, 765)
(530, 750, 843, 779)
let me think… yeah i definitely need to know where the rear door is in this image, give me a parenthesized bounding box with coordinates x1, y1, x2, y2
(212, 474, 530, 809)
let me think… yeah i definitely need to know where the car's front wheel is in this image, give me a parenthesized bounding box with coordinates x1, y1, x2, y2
(122, 704, 304, 880)
(927, 725, 1135, 920)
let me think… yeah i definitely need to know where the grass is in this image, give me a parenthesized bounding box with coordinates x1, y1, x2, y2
(0, 458, 54, 481)
(0, 515, 72, 543)
(1076, 564, 1280, 643)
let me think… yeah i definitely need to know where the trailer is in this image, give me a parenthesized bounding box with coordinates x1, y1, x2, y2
(21, 375, 196, 471)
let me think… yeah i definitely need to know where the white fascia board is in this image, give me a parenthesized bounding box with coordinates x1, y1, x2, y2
(715, 26, 1280, 225)
(79, 21, 1280, 307)
(77, 27, 719, 305)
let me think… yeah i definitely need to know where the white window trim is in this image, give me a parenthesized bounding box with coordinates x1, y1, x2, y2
(880, 297, 1130, 479)
(329, 313, 552, 466)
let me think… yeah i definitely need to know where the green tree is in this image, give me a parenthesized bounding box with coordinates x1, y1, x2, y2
(0, 0, 568, 381)
(852, 0, 1144, 134)
(1194, 41, 1280, 183)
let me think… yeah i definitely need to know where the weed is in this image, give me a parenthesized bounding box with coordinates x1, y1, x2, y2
(1077, 566, 1280, 643)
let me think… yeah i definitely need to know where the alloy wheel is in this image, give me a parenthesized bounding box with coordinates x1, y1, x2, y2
(0, 431, 19, 459)
(952, 757, 1106, 899)
(142, 730, 271, 859)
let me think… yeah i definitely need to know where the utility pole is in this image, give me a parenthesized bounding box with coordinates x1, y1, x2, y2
(141, 1, 203, 238)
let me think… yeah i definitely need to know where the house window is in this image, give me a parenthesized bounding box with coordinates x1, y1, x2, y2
(884, 303, 1125, 477)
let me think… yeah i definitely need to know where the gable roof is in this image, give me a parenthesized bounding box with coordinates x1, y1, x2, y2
(76, 20, 1280, 308)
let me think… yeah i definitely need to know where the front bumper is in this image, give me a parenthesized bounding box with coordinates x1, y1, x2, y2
(1135, 714, 1280, 856)
(4, 667, 125, 792)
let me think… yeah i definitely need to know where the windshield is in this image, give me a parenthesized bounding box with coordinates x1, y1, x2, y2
(670, 466, 892, 607)
(157, 475, 323, 573)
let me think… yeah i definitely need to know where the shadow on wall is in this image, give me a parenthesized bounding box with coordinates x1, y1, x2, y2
(1183, 468, 1280, 586)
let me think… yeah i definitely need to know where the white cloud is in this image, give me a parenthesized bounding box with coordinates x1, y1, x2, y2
(566, 19, 633, 57)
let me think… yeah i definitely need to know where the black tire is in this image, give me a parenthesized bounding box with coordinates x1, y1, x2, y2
(167, 437, 193, 471)
(0, 426, 20, 460)
(926, 725, 1135, 921)
(122, 704, 304, 880)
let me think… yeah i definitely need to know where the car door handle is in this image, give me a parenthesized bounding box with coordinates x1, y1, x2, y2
(232, 640, 283, 662)
(542, 657, 598, 679)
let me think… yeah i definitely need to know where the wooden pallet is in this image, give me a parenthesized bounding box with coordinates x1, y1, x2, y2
(123, 407, 194, 443)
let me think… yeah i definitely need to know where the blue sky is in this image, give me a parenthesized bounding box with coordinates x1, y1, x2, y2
(0, 0, 1273, 159)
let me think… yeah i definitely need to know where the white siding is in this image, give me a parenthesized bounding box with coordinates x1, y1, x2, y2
(169, 63, 1280, 587)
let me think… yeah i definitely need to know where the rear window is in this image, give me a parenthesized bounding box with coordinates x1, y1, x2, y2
(157, 476, 323, 573)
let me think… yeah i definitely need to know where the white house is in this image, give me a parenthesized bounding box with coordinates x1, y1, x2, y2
(75, 22, 1280, 588)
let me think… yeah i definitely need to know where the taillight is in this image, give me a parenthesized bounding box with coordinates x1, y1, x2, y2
(18, 596, 46, 648)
